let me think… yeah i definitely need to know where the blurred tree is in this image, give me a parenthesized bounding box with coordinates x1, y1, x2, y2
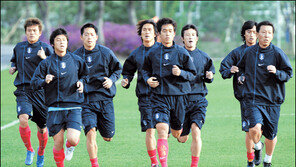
(97, 1, 105, 45)
(37, 1, 50, 39)
(128, 1, 137, 26)
(76, 1, 85, 24)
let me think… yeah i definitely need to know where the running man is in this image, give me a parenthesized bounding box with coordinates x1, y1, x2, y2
(237, 21, 293, 167)
(142, 17, 197, 167)
(121, 19, 159, 167)
(73, 23, 122, 167)
(9, 17, 53, 167)
(31, 28, 89, 167)
(220, 21, 258, 167)
(177, 24, 215, 167)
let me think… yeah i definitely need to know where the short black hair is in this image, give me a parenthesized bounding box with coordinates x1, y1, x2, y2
(50, 28, 69, 46)
(156, 18, 177, 34)
(80, 23, 98, 36)
(241, 20, 257, 42)
(24, 17, 43, 32)
(137, 19, 157, 42)
(181, 24, 199, 38)
(256, 21, 275, 33)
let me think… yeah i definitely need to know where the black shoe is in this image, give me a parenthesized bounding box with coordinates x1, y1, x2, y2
(263, 162, 272, 167)
(254, 141, 264, 166)
(247, 160, 255, 167)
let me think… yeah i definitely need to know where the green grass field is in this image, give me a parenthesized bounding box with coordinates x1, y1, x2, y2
(1, 60, 295, 167)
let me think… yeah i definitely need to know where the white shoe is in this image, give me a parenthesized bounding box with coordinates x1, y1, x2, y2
(65, 141, 75, 161)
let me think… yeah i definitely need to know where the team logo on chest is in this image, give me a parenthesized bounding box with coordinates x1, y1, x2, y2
(61, 62, 66, 69)
(164, 53, 170, 60)
(259, 53, 264, 60)
(87, 56, 92, 63)
(27, 47, 32, 53)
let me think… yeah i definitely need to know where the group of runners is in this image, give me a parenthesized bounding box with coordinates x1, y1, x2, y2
(9, 16, 292, 167)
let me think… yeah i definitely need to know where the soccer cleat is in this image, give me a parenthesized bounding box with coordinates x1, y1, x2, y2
(247, 160, 255, 167)
(65, 146, 75, 161)
(36, 147, 44, 167)
(151, 164, 159, 167)
(25, 150, 35, 165)
(263, 162, 272, 167)
(254, 141, 264, 166)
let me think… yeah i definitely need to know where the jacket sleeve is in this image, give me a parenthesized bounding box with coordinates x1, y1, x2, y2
(236, 50, 246, 75)
(31, 60, 47, 90)
(274, 51, 293, 82)
(179, 53, 197, 81)
(45, 45, 54, 57)
(205, 57, 215, 83)
(122, 53, 137, 89)
(108, 51, 122, 83)
(77, 58, 89, 84)
(219, 50, 236, 79)
(142, 52, 152, 83)
(10, 46, 17, 68)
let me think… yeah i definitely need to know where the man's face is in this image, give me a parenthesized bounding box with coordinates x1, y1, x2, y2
(257, 25, 273, 48)
(245, 26, 257, 46)
(54, 35, 68, 53)
(159, 24, 175, 44)
(25, 25, 41, 44)
(141, 23, 156, 42)
(81, 27, 98, 49)
(182, 28, 198, 51)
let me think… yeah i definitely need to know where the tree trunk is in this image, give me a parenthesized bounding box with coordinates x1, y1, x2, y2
(155, 1, 161, 18)
(37, 1, 50, 39)
(97, 1, 105, 45)
(224, 12, 235, 43)
(187, 1, 194, 24)
(76, 1, 85, 24)
(128, 1, 137, 26)
(2, 12, 26, 43)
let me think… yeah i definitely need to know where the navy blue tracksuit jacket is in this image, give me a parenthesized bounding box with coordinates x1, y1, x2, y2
(10, 40, 53, 88)
(219, 44, 248, 101)
(187, 48, 215, 100)
(73, 44, 122, 101)
(237, 43, 293, 106)
(31, 52, 89, 107)
(142, 42, 197, 95)
(122, 43, 159, 97)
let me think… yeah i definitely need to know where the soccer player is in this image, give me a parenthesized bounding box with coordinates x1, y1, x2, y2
(121, 19, 159, 167)
(177, 24, 215, 167)
(142, 18, 197, 167)
(237, 21, 293, 167)
(73, 23, 122, 167)
(9, 17, 53, 166)
(31, 28, 89, 167)
(219, 21, 258, 167)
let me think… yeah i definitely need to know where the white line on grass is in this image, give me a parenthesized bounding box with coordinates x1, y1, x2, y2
(1, 120, 19, 130)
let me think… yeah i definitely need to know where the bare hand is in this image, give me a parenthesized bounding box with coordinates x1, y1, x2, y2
(121, 78, 129, 88)
(103, 77, 113, 89)
(147, 77, 159, 88)
(37, 47, 46, 60)
(267, 65, 276, 74)
(205, 71, 213, 80)
(76, 81, 83, 93)
(172, 65, 181, 76)
(230, 66, 239, 73)
(9, 67, 17, 75)
(238, 76, 245, 85)
(45, 74, 55, 84)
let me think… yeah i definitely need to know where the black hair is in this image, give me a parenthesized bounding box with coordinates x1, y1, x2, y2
(24, 17, 43, 32)
(80, 23, 98, 36)
(137, 19, 157, 36)
(50, 28, 69, 46)
(241, 20, 257, 42)
(181, 24, 199, 38)
(156, 17, 177, 34)
(256, 21, 275, 33)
